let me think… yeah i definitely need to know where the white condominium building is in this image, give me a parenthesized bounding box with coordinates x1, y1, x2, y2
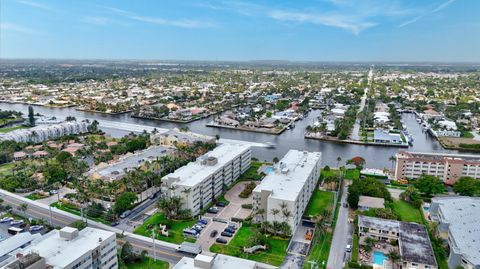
(252, 150, 322, 234)
(5, 227, 117, 269)
(430, 196, 480, 269)
(395, 151, 480, 185)
(162, 143, 251, 216)
(0, 121, 89, 143)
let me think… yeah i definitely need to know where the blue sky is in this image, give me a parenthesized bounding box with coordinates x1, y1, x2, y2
(1, 0, 479, 61)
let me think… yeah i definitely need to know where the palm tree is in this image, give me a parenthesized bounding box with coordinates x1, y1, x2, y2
(270, 208, 280, 222)
(181, 187, 192, 207)
(387, 250, 401, 269)
(389, 155, 396, 170)
(336, 156, 342, 168)
(282, 209, 292, 223)
(18, 203, 28, 218)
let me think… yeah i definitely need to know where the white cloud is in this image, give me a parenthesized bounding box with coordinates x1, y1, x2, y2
(16, 0, 55, 11)
(399, 0, 457, 27)
(104, 7, 216, 28)
(0, 23, 35, 33)
(268, 10, 376, 35)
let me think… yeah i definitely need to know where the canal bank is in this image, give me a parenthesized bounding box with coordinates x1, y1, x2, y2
(0, 103, 465, 169)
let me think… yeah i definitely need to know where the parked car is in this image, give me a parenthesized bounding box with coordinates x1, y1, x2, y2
(196, 222, 206, 228)
(207, 207, 219, 214)
(198, 219, 208, 225)
(120, 210, 131, 219)
(210, 230, 218, 237)
(227, 224, 237, 230)
(193, 224, 203, 230)
(345, 244, 352, 252)
(0, 217, 13, 223)
(216, 237, 228, 244)
(224, 228, 235, 234)
(221, 231, 233, 237)
(29, 225, 43, 232)
(111, 221, 120, 226)
(10, 220, 24, 226)
(343, 203, 348, 208)
(216, 201, 227, 207)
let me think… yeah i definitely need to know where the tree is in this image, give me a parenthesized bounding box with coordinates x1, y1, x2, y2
(347, 183, 360, 208)
(389, 155, 396, 170)
(336, 156, 342, 168)
(56, 151, 73, 163)
(70, 220, 87, 230)
(387, 250, 402, 269)
(453, 176, 480, 196)
(114, 192, 137, 214)
(18, 203, 28, 217)
(272, 157, 279, 164)
(270, 208, 280, 221)
(347, 156, 365, 170)
(28, 106, 35, 126)
(413, 175, 445, 196)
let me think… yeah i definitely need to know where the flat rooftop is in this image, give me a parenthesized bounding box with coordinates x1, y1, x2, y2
(164, 143, 251, 188)
(359, 216, 437, 267)
(432, 196, 480, 265)
(253, 150, 322, 201)
(398, 151, 480, 162)
(172, 254, 258, 269)
(20, 227, 115, 268)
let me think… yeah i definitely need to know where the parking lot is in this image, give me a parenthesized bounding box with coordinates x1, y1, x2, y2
(196, 181, 254, 250)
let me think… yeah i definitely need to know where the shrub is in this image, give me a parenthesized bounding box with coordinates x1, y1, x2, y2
(239, 182, 257, 198)
(241, 204, 253, 209)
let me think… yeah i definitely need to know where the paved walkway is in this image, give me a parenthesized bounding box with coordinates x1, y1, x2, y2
(351, 68, 373, 141)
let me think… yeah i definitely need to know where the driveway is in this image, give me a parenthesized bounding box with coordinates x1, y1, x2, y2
(197, 181, 254, 250)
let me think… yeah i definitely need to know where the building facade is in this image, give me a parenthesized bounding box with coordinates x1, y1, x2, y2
(395, 151, 480, 185)
(430, 196, 480, 269)
(358, 216, 438, 269)
(252, 150, 322, 234)
(150, 128, 216, 148)
(0, 121, 89, 143)
(162, 143, 251, 216)
(5, 227, 117, 269)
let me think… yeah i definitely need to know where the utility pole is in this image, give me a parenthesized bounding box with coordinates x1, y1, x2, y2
(152, 227, 157, 262)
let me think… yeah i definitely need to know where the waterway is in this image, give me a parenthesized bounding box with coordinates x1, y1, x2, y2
(0, 103, 465, 169)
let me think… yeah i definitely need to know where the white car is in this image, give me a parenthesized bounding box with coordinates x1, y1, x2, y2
(345, 244, 352, 252)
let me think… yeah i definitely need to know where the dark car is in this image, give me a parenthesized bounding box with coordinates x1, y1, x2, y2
(198, 219, 208, 225)
(210, 230, 218, 237)
(224, 228, 235, 234)
(216, 201, 227, 207)
(221, 231, 233, 237)
(216, 237, 228, 244)
(207, 207, 219, 214)
(227, 224, 237, 230)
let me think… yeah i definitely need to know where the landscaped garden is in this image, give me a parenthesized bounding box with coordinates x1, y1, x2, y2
(392, 200, 423, 223)
(120, 256, 169, 269)
(209, 223, 289, 266)
(133, 213, 197, 244)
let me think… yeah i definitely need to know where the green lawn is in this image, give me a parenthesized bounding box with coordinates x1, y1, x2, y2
(303, 230, 333, 269)
(321, 169, 341, 179)
(0, 125, 28, 133)
(121, 257, 169, 269)
(304, 190, 334, 217)
(345, 169, 360, 180)
(209, 224, 289, 266)
(238, 161, 268, 181)
(392, 200, 423, 223)
(133, 213, 197, 244)
(0, 163, 15, 176)
(26, 193, 50, 200)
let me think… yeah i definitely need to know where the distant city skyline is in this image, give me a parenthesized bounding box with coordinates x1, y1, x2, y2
(1, 0, 479, 62)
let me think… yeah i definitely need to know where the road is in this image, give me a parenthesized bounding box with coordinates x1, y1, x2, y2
(0, 189, 186, 265)
(326, 181, 352, 269)
(350, 68, 373, 141)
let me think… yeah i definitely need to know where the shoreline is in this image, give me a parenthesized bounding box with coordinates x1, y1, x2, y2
(0, 100, 76, 108)
(75, 108, 133, 115)
(206, 123, 287, 135)
(304, 133, 409, 148)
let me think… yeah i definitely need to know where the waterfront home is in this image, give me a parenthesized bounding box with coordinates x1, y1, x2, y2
(150, 128, 215, 148)
(373, 129, 402, 144)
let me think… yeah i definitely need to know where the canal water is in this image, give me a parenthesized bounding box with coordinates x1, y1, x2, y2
(0, 103, 464, 169)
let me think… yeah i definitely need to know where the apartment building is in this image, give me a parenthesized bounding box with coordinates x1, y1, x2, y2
(358, 216, 438, 269)
(4, 227, 118, 269)
(430, 196, 480, 269)
(162, 143, 251, 216)
(252, 150, 322, 234)
(0, 121, 89, 143)
(395, 151, 480, 185)
(150, 128, 215, 148)
(173, 253, 275, 269)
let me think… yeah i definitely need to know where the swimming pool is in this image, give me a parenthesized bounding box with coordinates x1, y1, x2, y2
(373, 251, 387, 266)
(264, 166, 274, 174)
